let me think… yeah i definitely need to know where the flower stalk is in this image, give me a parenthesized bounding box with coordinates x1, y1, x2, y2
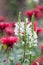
(18, 12, 22, 44)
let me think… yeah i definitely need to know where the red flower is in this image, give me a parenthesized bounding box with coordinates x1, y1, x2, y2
(32, 62, 39, 65)
(1, 36, 19, 48)
(10, 22, 16, 27)
(34, 21, 38, 32)
(40, 56, 43, 64)
(36, 5, 43, 12)
(0, 22, 5, 31)
(25, 9, 41, 20)
(33, 9, 41, 19)
(16, 63, 20, 65)
(5, 22, 11, 27)
(5, 27, 14, 35)
(0, 22, 11, 32)
(40, 45, 43, 51)
(36, 5, 43, 17)
(37, 28, 43, 33)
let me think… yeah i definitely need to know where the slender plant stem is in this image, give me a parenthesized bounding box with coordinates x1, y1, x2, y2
(29, 54, 31, 65)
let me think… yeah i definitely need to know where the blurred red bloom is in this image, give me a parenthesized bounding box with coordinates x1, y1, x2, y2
(1, 36, 19, 48)
(0, 22, 11, 32)
(36, 5, 43, 17)
(37, 28, 43, 34)
(34, 21, 38, 32)
(0, 16, 7, 22)
(5, 22, 16, 28)
(25, 9, 41, 20)
(36, 5, 43, 12)
(40, 45, 43, 51)
(0, 22, 5, 32)
(32, 62, 39, 65)
(40, 56, 43, 64)
(16, 63, 20, 65)
(10, 22, 16, 27)
(5, 27, 14, 35)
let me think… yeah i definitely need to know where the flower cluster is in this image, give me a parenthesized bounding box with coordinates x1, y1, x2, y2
(0, 9, 43, 65)
(14, 21, 38, 47)
(25, 5, 43, 20)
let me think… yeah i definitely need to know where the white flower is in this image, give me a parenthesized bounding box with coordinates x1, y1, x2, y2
(34, 0, 39, 3)
(14, 21, 38, 47)
(29, 51, 32, 54)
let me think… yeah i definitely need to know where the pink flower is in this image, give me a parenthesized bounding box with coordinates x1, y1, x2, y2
(5, 27, 14, 35)
(1, 36, 19, 48)
(37, 28, 43, 33)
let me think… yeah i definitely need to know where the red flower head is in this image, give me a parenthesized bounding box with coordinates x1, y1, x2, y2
(37, 28, 43, 34)
(36, 5, 43, 17)
(40, 56, 43, 64)
(34, 21, 38, 32)
(36, 5, 43, 12)
(5, 27, 14, 35)
(16, 63, 20, 65)
(10, 22, 16, 27)
(32, 62, 39, 65)
(0, 22, 11, 32)
(25, 10, 33, 20)
(33, 9, 41, 19)
(1, 36, 19, 48)
(0, 16, 7, 22)
(0, 22, 5, 32)
(25, 9, 41, 20)
(40, 45, 43, 51)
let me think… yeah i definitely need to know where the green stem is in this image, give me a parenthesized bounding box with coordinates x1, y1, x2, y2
(23, 17, 27, 61)
(29, 54, 31, 65)
(31, 13, 34, 35)
(18, 12, 22, 44)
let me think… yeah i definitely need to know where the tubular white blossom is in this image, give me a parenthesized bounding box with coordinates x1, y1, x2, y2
(14, 21, 38, 47)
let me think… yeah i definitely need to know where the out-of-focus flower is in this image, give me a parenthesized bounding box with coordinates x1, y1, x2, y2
(34, 21, 38, 32)
(10, 22, 16, 27)
(1, 36, 19, 48)
(16, 63, 20, 65)
(5, 27, 14, 35)
(36, 5, 43, 17)
(0, 22, 11, 32)
(34, 0, 39, 3)
(0, 22, 5, 32)
(40, 56, 43, 64)
(32, 62, 39, 65)
(40, 45, 43, 51)
(32, 58, 39, 65)
(0, 16, 7, 22)
(37, 28, 43, 34)
(25, 9, 41, 20)
(36, 5, 43, 12)
(26, 20, 38, 32)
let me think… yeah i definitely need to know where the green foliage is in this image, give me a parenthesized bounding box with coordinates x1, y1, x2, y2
(7, 0, 20, 16)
